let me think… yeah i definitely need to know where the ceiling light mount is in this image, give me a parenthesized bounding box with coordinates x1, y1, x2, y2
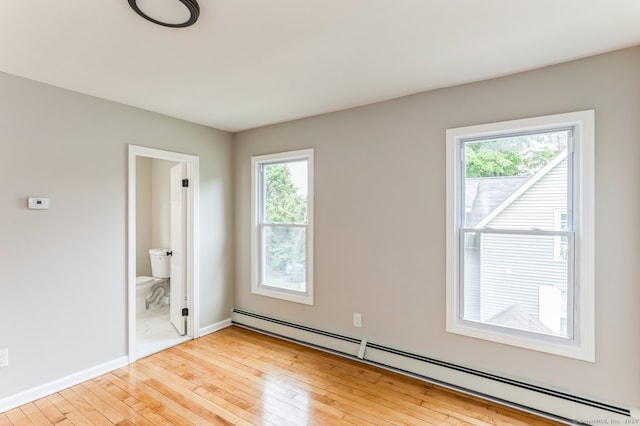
(128, 0, 200, 28)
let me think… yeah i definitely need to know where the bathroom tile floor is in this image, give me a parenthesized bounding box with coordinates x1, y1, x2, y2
(136, 305, 189, 359)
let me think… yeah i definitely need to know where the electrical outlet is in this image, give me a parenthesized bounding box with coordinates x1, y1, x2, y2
(353, 313, 362, 327)
(0, 349, 8, 368)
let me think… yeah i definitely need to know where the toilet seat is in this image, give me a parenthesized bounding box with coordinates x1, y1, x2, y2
(137, 276, 162, 287)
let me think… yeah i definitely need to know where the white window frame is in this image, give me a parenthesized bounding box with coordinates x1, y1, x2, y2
(446, 111, 594, 361)
(554, 209, 569, 261)
(251, 149, 314, 305)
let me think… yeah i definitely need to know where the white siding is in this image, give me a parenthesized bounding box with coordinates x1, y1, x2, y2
(479, 233, 567, 322)
(489, 159, 567, 230)
(463, 239, 481, 320)
(478, 159, 568, 326)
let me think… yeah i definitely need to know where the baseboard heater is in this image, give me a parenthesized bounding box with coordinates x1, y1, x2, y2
(231, 308, 631, 424)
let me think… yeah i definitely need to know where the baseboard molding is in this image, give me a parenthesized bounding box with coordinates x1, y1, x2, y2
(232, 308, 634, 424)
(0, 356, 129, 413)
(199, 317, 232, 337)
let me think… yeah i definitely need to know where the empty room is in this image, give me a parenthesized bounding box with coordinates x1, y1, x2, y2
(1, 1, 640, 424)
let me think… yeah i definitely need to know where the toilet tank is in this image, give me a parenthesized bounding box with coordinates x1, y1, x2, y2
(149, 248, 171, 278)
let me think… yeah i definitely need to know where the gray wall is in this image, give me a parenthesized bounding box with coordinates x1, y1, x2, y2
(0, 71, 234, 399)
(234, 46, 640, 407)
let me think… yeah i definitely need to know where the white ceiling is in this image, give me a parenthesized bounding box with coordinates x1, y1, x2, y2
(1, 1, 639, 132)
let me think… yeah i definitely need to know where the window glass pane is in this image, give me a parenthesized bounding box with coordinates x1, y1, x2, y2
(463, 231, 569, 338)
(464, 131, 569, 230)
(264, 160, 308, 224)
(263, 225, 307, 292)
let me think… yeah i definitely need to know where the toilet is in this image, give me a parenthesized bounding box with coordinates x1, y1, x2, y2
(136, 248, 171, 312)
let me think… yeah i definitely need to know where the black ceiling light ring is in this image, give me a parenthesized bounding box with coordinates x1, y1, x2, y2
(128, 0, 200, 28)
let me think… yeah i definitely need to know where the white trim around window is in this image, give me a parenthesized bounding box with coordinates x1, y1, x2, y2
(445, 110, 595, 361)
(251, 149, 314, 305)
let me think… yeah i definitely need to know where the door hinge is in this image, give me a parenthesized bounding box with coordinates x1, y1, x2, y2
(182, 308, 189, 317)
(182, 178, 189, 188)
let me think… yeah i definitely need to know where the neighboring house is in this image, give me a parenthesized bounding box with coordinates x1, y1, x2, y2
(464, 150, 568, 336)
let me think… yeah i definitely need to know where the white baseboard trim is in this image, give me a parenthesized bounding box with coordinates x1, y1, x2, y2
(0, 356, 129, 413)
(199, 317, 232, 337)
(231, 308, 633, 424)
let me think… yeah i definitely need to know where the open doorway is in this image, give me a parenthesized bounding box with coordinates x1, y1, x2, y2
(127, 145, 200, 361)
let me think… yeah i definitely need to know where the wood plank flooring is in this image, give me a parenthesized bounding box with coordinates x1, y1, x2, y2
(0, 326, 566, 425)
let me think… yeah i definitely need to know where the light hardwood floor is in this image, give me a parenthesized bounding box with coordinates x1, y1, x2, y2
(0, 326, 566, 425)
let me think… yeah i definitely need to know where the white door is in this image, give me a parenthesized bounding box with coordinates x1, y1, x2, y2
(170, 163, 188, 335)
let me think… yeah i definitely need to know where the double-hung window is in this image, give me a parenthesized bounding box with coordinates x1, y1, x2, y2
(446, 111, 594, 361)
(251, 149, 314, 305)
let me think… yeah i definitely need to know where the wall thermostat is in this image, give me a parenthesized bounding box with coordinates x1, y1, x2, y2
(28, 197, 50, 210)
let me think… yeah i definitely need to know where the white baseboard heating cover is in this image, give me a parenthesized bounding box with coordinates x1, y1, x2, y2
(231, 308, 633, 425)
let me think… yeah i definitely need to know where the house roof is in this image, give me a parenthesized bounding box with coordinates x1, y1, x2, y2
(470, 150, 568, 229)
(465, 176, 529, 227)
(487, 303, 554, 334)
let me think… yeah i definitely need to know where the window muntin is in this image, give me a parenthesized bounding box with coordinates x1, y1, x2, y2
(252, 150, 314, 305)
(446, 111, 594, 361)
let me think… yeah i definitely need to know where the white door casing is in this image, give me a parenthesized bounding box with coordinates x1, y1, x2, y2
(127, 145, 200, 362)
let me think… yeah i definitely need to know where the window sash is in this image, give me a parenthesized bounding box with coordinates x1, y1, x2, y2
(259, 159, 309, 226)
(258, 223, 309, 293)
(458, 228, 575, 341)
(460, 228, 572, 236)
(459, 127, 574, 231)
(251, 148, 314, 305)
(257, 157, 309, 292)
(456, 128, 577, 341)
